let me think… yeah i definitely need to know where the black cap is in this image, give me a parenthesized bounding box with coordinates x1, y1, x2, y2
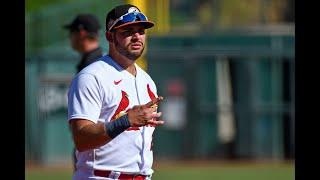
(63, 14, 101, 33)
(106, 4, 154, 32)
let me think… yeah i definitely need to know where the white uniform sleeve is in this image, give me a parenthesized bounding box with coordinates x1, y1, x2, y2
(67, 73, 102, 123)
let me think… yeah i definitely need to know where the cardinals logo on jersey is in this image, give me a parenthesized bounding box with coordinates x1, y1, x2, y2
(111, 91, 129, 121)
(111, 90, 140, 131)
(111, 85, 158, 130)
(147, 84, 156, 101)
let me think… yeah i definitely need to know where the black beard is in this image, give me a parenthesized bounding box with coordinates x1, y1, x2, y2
(114, 36, 144, 61)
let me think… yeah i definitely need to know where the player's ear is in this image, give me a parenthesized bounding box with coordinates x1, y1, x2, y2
(106, 32, 113, 42)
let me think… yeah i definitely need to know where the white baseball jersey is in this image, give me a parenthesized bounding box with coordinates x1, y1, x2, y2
(67, 55, 158, 179)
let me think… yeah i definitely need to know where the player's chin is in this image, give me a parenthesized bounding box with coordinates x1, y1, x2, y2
(128, 51, 143, 60)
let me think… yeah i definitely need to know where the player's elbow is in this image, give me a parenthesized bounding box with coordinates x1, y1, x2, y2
(69, 118, 110, 151)
(74, 141, 89, 152)
(71, 131, 95, 152)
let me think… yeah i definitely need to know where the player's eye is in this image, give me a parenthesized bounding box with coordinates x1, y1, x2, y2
(122, 31, 132, 36)
(119, 30, 132, 37)
(137, 29, 145, 35)
(119, 28, 145, 37)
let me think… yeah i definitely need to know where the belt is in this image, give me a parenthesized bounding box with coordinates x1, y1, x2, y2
(93, 170, 147, 180)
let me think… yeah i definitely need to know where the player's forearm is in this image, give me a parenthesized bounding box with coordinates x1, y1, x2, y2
(70, 115, 132, 152)
(72, 122, 112, 152)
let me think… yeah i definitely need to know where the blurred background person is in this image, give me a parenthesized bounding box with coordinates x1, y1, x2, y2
(63, 13, 104, 73)
(63, 13, 104, 172)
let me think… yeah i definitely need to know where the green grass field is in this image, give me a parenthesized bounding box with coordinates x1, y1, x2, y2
(26, 161, 294, 180)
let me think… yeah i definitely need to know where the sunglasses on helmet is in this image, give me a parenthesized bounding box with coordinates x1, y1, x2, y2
(108, 11, 148, 32)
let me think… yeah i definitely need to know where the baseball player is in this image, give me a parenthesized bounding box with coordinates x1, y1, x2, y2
(67, 4, 164, 180)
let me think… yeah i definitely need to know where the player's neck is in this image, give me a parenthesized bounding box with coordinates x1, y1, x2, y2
(126, 64, 137, 77)
(109, 51, 137, 76)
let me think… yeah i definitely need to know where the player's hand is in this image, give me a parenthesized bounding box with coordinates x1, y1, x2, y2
(127, 96, 164, 127)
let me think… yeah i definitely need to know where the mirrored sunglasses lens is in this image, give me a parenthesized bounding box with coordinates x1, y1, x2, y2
(121, 13, 137, 22)
(136, 13, 147, 21)
(121, 13, 147, 23)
